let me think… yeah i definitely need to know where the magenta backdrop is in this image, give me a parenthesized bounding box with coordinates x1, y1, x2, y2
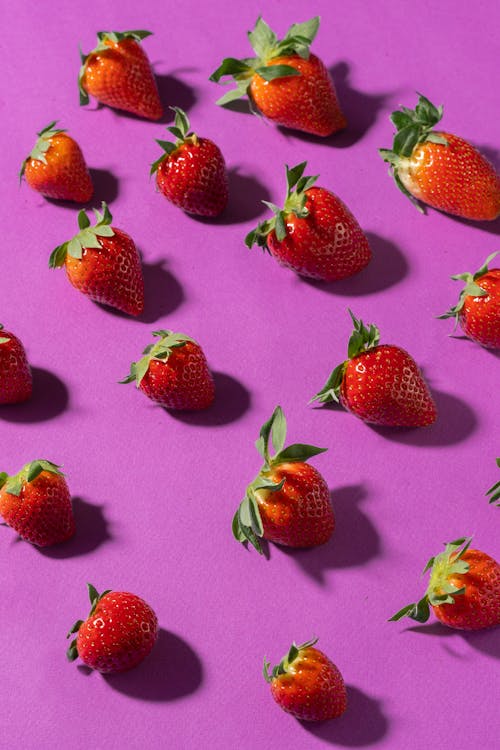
(1, 1, 499, 748)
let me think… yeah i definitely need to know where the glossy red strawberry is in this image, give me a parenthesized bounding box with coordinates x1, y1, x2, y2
(0, 324, 32, 404)
(0, 460, 75, 547)
(49, 202, 144, 316)
(264, 638, 347, 721)
(232, 406, 334, 553)
(486, 458, 500, 508)
(67, 584, 158, 673)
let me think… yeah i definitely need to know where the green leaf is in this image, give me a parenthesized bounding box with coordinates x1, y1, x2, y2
(425, 132, 448, 146)
(77, 211, 90, 230)
(286, 162, 308, 192)
(66, 639, 79, 661)
(254, 64, 300, 82)
(414, 93, 442, 126)
(215, 86, 249, 106)
(66, 620, 84, 638)
(26, 461, 44, 483)
(256, 406, 282, 463)
(310, 363, 345, 404)
(393, 125, 421, 157)
(209, 57, 253, 82)
(275, 212, 286, 241)
(0, 472, 8, 489)
(248, 16, 277, 58)
(232, 510, 247, 542)
(284, 17, 320, 45)
(273, 444, 327, 464)
(67, 237, 83, 259)
(87, 583, 99, 605)
(271, 407, 287, 455)
(390, 111, 414, 129)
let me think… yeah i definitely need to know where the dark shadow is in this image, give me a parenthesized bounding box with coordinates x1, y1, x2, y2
(406, 623, 500, 659)
(0, 367, 68, 423)
(39, 497, 111, 558)
(88, 168, 119, 204)
(169, 372, 250, 427)
(196, 168, 271, 225)
(221, 98, 253, 115)
(155, 74, 197, 120)
(476, 144, 500, 171)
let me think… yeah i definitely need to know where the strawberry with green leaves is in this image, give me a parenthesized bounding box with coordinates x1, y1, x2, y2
(0, 324, 32, 404)
(486, 458, 500, 507)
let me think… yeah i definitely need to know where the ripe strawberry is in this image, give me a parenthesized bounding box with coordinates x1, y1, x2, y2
(379, 93, 500, 219)
(486, 458, 500, 507)
(438, 252, 500, 349)
(67, 583, 158, 673)
(311, 311, 437, 427)
(49, 202, 144, 316)
(79, 30, 162, 120)
(120, 330, 215, 411)
(264, 638, 347, 721)
(151, 107, 228, 217)
(232, 406, 333, 553)
(0, 324, 32, 404)
(246, 162, 371, 281)
(210, 17, 346, 137)
(20, 122, 93, 203)
(0, 460, 75, 547)
(390, 537, 500, 630)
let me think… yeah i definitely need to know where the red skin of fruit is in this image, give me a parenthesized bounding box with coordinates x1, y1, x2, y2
(250, 54, 346, 137)
(24, 133, 93, 203)
(459, 269, 500, 349)
(0, 330, 32, 404)
(140, 341, 215, 410)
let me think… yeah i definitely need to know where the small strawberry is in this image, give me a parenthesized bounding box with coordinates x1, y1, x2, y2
(438, 252, 500, 349)
(150, 107, 228, 216)
(232, 406, 333, 553)
(79, 30, 162, 120)
(246, 162, 371, 281)
(379, 93, 500, 220)
(20, 122, 93, 203)
(210, 17, 346, 137)
(67, 583, 158, 673)
(311, 311, 437, 427)
(0, 324, 32, 404)
(264, 638, 347, 721)
(486, 458, 500, 507)
(120, 330, 215, 411)
(0, 460, 75, 547)
(390, 537, 500, 630)
(49, 202, 145, 316)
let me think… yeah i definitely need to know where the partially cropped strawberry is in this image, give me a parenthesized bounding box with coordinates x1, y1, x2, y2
(379, 93, 500, 219)
(232, 406, 333, 553)
(438, 252, 500, 349)
(0, 460, 75, 547)
(264, 638, 347, 721)
(210, 17, 346, 137)
(49, 202, 144, 316)
(151, 107, 228, 216)
(67, 583, 158, 673)
(390, 537, 500, 630)
(120, 330, 215, 411)
(312, 311, 437, 427)
(0, 324, 32, 404)
(246, 162, 371, 281)
(20, 122, 93, 202)
(79, 30, 162, 120)
(486, 458, 500, 507)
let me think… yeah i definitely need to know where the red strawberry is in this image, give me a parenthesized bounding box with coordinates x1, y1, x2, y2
(49, 202, 144, 316)
(486, 458, 500, 507)
(210, 17, 346, 137)
(264, 638, 347, 721)
(79, 30, 162, 120)
(380, 94, 500, 220)
(120, 330, 215, 411)
(151, 107, 228, 216)
(246, 162, 371, 281)
(232, 406, 334, 553)
(312, 311, 437, 427)
(390, 537, 500, 630)
(67, 584, 158, 673)
(20, 121, 93, 203)
(0, 324, 32, 404)
(438, 252, 500, 349)
(0, 460, 75, 547)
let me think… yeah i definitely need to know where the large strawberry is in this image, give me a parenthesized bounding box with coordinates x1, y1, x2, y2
(49, 202, 144, 316)
(379, 93, 500, 219)
(0, 460, 75, 547)
(0, 324, 32, 404)
(210, 17, 346, 137)
(311, 311, 437, 427)
(67, 583, 158, 673)
(20, 121, 93, 203)
(246, 162, 371, 281)
(150, 107, 228, 216)
(232, 406, 333, 553)
(390, 537, 500, 630)
(486, 458, 500, 507)
(79, 30, 162, 120)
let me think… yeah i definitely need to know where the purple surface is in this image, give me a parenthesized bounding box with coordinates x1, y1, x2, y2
(1, 1, 499, 748)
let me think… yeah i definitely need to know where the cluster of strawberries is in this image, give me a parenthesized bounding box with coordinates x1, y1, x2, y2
(2, 16, 500, 724)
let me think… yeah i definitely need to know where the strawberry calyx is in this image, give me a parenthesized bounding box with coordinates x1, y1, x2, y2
(49, 202, 115, 268)
(19, 121, 67, 181)
(119, 330, 196, 387)
(0, 324, 10, 344)
(438, 252, 498, 323)
(150, 108, 199, 175)
(486, 458, 500, 507)
(66, 583, 112, 661)
(263, 637, 319, 683)
(0, 460, 63, 497)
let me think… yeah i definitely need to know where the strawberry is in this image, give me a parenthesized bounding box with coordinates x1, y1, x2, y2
(232, 406, 333, 553)
(20, 122, 93, 203)
(49, 202, 144, 316)
(0, 460, 75, 547)
(67, 583, 158, 673)
(486, 458, 500, 507)
(120, 330, 215, 411)
(79, 30, 162, 120)
(379, 93, 500, 220)
(264, 638, 347, 721)
(0, 324, 32, 404)
(438, 252, 500, 349)
(150, 107, 228, 217)
(390, 537, 500, 630)
(246, 162, 371, 281)
(210, 17, 346, 137)
(311, 311, 437, 427)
